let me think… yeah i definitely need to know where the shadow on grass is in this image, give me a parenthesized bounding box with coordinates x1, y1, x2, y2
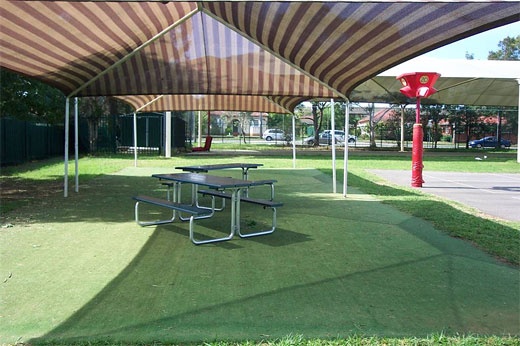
(20, 169, 518, 344)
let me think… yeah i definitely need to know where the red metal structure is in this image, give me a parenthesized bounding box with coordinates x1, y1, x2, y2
(397, 72, 440, 187)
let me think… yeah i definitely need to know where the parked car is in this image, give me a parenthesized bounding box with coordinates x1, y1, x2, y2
(304, 130, 356, 146)
(468, 136, 511, 148)
(262, 129, 291, 141)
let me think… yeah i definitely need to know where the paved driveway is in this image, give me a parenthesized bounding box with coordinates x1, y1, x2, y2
(369, 170, 520, 223)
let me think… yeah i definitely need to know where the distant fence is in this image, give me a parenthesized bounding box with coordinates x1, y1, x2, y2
(1, 118, 64, 166)
(1, 113, 190, 166)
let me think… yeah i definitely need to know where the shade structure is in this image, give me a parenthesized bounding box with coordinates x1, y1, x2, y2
(2, 1, 520, 196)
(352, 57, 520, 107)
(1, 1, 519, 112)
(115, 94, 295, 114)
(351, 56, 520, 163)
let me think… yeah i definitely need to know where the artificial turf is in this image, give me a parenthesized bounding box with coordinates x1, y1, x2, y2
(1, 166, 518, 344)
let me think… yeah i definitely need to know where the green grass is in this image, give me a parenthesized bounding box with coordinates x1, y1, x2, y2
(28, 333, 520, 346)
(2, 151, 519, 264)
(1, 150, 518, 345)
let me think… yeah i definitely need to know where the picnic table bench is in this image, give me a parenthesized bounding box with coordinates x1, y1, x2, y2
(133, 195, 219, 244)
(197, 189, 283, 238)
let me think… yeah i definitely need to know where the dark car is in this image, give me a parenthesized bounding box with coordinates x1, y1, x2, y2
(468, 136, 511, 149)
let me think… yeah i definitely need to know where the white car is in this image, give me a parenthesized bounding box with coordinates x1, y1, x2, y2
(304, 130, 356, 146)
(262, 129, 287, 141)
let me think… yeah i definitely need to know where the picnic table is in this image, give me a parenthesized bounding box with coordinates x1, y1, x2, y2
(175, 163, 263, 180)
(134, 173, 282, 245)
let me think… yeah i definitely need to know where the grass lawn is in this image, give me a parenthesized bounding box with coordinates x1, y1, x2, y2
(1, 149, 518, 345)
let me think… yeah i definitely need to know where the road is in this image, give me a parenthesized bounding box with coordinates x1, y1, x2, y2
(370, 169, 520, 223)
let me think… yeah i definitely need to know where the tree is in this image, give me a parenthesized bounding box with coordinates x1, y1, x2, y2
(423, 105, 444, 149)
(309, 101, 329, 147)
(77, 96, 132, 153)
(78, 97, 109, 152)
(352, 102, 392, 148)
(235, 112, 252, 144)
(445, 105, 481, 149)
(488, 35, 519, 61)
(385, 107, 414, 147)
(0, 69, 65, 124)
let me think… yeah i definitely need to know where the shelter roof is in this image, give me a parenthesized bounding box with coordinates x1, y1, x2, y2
(352, 57, 520, 106)
(1, 1, 519, 112)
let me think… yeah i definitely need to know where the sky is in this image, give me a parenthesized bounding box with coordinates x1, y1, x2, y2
(423, 22, 519, 60)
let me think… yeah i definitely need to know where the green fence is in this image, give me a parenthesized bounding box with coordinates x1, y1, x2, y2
(1, 118, 64, 166)
(1, 113, 190, 166)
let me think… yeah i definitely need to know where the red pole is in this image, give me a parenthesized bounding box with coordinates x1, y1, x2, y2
(411, 97, 424, 187)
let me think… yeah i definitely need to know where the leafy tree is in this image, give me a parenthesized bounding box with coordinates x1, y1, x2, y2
(308, 101, 329, 146)
(488, 35, 519, 60)
(351, 102, 393, 148)
(385, 106, 415, 146)
(77, 96, 132, 152)
(235, 111, 253, 144)
(0, 69, 65, 124)
(423, 105, 444, 149)
(445, 105, 481, 149)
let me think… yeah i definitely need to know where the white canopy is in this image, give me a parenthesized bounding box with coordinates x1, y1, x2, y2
(352, 57, 520, 162)
(353, 57, 520, 107)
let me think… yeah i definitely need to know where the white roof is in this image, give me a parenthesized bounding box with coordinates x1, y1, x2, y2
(352, 57, 520, 107)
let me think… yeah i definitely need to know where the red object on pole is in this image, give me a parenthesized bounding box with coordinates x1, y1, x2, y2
(396, 72, 440, 188)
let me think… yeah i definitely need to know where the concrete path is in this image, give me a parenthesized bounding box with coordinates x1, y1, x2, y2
(370, 170, 520, 223)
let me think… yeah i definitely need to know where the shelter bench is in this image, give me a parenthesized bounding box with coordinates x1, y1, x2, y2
(197, 189, 283, 238)
(133, 195, 222, 245)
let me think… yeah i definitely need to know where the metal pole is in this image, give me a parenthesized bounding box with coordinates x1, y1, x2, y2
(517, 79, 520, 163)
(64, 98, 69, 197)
(133, 112, 138, 167)
(207, 110, 211, 136)
(74, 98, 79, 193)
(331, 99, 336, 193)
(292, 114, 296, 169)
(165, 111, 171, 158)
(343, 100, 350, 197)
(197, 111, 202, 145)
(400, 104, 405, 152)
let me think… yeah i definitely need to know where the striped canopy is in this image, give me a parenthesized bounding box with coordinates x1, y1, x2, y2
(114, 94, 297, 114)
(1, 1, 519, 113)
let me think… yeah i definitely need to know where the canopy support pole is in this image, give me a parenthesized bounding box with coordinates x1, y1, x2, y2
(133, 112, 138, 167)
(343, 99, 350, 197)
(165, 111, 172, 158)
(74, 98, 79, 193)
(197, 111, 202, 145)
(64, 98, 70, 197)
(331, 99, 336, 193)
(400, 104, 405, 152)
(292, 114, 296, 169)
(207, 110, 211, 136)
(517, 79, 520, 164)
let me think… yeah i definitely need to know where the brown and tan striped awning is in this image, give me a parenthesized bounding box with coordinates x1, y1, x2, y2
(1, 1, 518, 113)
(116, 94, 298, 114)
